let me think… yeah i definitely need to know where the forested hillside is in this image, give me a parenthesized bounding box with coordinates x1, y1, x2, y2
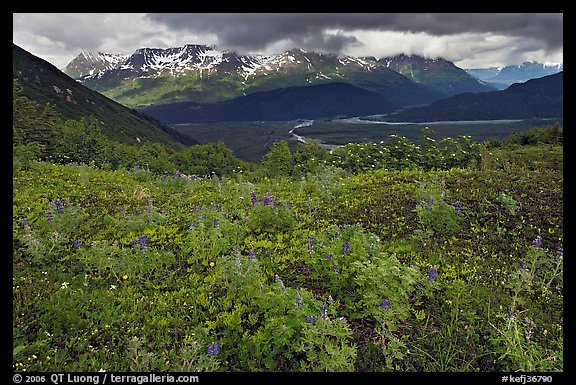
(13, 44, 193, 147)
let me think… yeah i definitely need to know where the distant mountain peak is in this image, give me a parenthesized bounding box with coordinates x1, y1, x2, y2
(64, 51, 129, 78)
(465, 62, 563, 89)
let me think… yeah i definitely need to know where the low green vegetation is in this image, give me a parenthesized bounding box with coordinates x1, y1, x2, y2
(13, 113, 563, 372)
(170, 118, 562, 163)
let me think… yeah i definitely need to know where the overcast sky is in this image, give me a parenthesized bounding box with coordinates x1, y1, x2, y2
(13, 13, 563, 70)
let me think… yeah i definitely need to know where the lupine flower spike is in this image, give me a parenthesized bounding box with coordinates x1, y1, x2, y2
(46, 211, 54, 225)
(532, 236, 542, 248)
(428, 266, 438, 281)
(207, 342, 219, 355)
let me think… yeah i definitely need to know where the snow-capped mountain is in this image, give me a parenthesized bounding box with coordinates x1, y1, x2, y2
(66, 45, 381, 81)
(465, 62, 563, 89)
(63, 44, 494, 108)
(64, 51, 129, 79)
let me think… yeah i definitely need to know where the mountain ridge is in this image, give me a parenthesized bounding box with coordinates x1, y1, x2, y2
(138, 82, 399, 123)
(384, 72, 563, 122)
(465, 61, 563, 90)
(13, 43, 195, 148)
(64, 44, 493, 108)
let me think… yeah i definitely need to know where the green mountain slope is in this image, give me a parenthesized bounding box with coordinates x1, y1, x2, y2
(380, 54, 496, 96)
(139, 82, 399, 123)
(385, 72, 563, 122)
(13, 44, 194, 148)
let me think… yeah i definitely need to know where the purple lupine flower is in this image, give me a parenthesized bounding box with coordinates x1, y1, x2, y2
(262, 195, 271, 206)
(248, 250, 257, 261)
(250, 191, 257, 205)
(342, 243, 351, 254)
(139, 234, 148, 251)
(295, 292, 304, 309)
(332, 265, 340, 273)
(454, 201, 462, 214)
(506, 309, 515, 330)
(207, 342, 219, 355)
(306, 315, 318, 323)
(21, 217, 30, 231)
(428, 266, 438, 281)
(46, 211, 54, 225)
(308, 235, 315, 254)
(556, 245, 563, 260)
(275, 274, 286, 291)
(339, 316, 348, 324)
(320, 301, 327, 311)
(380, 299, 391, 309)
(325, 253, 333, 260)
(234, 245, 241, 256)
(163, 171, 168, 180)
(73, 239, 81, 248)
(213, 218, 219, 228)
(520, 260, 527, 270)
(175, 170, 182, 179)
(55, 200, 64, 214)
(120, 206, 125, 218)
(532, 236, 542, 248)
(190, 221, 195, 229)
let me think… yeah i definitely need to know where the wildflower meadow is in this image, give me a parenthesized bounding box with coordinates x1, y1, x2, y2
(13, 130, 563, 374)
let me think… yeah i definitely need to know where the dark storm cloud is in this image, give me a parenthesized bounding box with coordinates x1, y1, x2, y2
(146, 13, 563, 52)
(13, 13, 563, 70)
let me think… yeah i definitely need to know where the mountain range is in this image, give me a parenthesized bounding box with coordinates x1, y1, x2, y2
(64, 44, 494, 108)
(14, 41, 563, 149)
(465, 62, 563, 90)
(13, 43, 194, 148)
(140, 71, 562, 124)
